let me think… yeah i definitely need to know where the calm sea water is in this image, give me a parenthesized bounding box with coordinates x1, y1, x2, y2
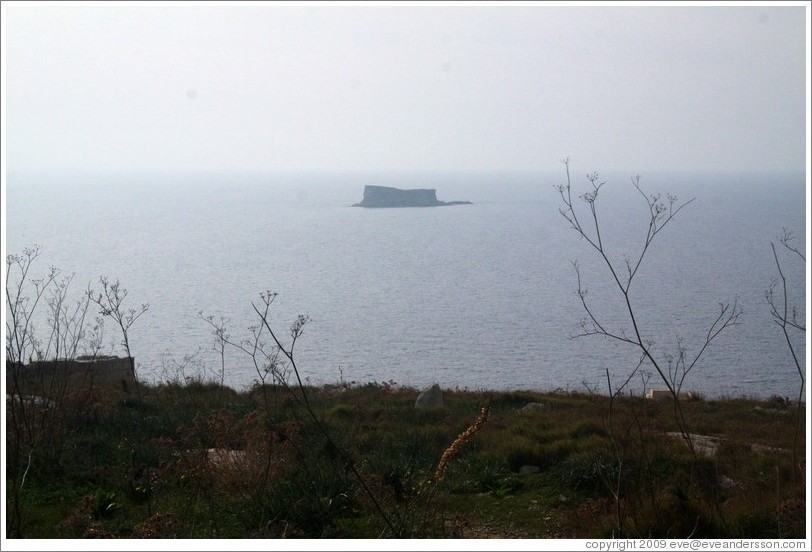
(4, 169, 807, 399)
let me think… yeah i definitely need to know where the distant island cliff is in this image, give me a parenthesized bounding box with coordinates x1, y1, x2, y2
(352, 185, 472, 208)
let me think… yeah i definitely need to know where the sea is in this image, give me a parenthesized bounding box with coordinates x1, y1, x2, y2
(4, 169, 807, 400)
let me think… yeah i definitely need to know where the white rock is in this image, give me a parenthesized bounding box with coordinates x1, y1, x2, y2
(415, 383, 443, 410)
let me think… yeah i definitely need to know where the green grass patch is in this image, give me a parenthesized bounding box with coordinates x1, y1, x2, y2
(5, 381, 805, 538)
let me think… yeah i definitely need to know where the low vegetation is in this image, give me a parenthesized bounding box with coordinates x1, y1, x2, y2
(5, 375, 806, 539)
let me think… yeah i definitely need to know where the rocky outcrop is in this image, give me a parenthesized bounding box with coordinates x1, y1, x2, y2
(353, 185, 471, 208)
(415, 383, 444, 410)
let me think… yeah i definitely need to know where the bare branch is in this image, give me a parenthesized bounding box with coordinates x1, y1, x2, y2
(556, 163, 738, 460)
(246, 291, 397, 535)
(89, 276, 149, 384)
(778, 228, 805, 262)
(766, 231, 806, 487)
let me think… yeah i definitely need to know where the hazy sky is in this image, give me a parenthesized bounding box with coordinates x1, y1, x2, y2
(2, 2, 808, 173)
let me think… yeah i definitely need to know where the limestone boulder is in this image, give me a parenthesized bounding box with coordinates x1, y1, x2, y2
(415, 383, 444, 410)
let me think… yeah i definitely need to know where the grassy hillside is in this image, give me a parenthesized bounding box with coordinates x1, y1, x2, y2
(5, 377, 806, 539)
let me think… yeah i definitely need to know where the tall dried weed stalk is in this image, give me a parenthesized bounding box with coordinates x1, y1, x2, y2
(435, 401, 490, 483)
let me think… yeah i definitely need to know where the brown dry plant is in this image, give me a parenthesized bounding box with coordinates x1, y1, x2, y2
(435, 400, 490, 483)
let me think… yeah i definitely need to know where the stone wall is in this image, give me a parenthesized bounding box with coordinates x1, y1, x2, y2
(6, 356, 135, 389)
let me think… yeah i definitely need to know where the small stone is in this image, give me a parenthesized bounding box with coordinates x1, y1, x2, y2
(519, 465, 541, 474)
(322, 383, 346, 394)
(520, 402, 546, 412)
(719, 475, 739, 490)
